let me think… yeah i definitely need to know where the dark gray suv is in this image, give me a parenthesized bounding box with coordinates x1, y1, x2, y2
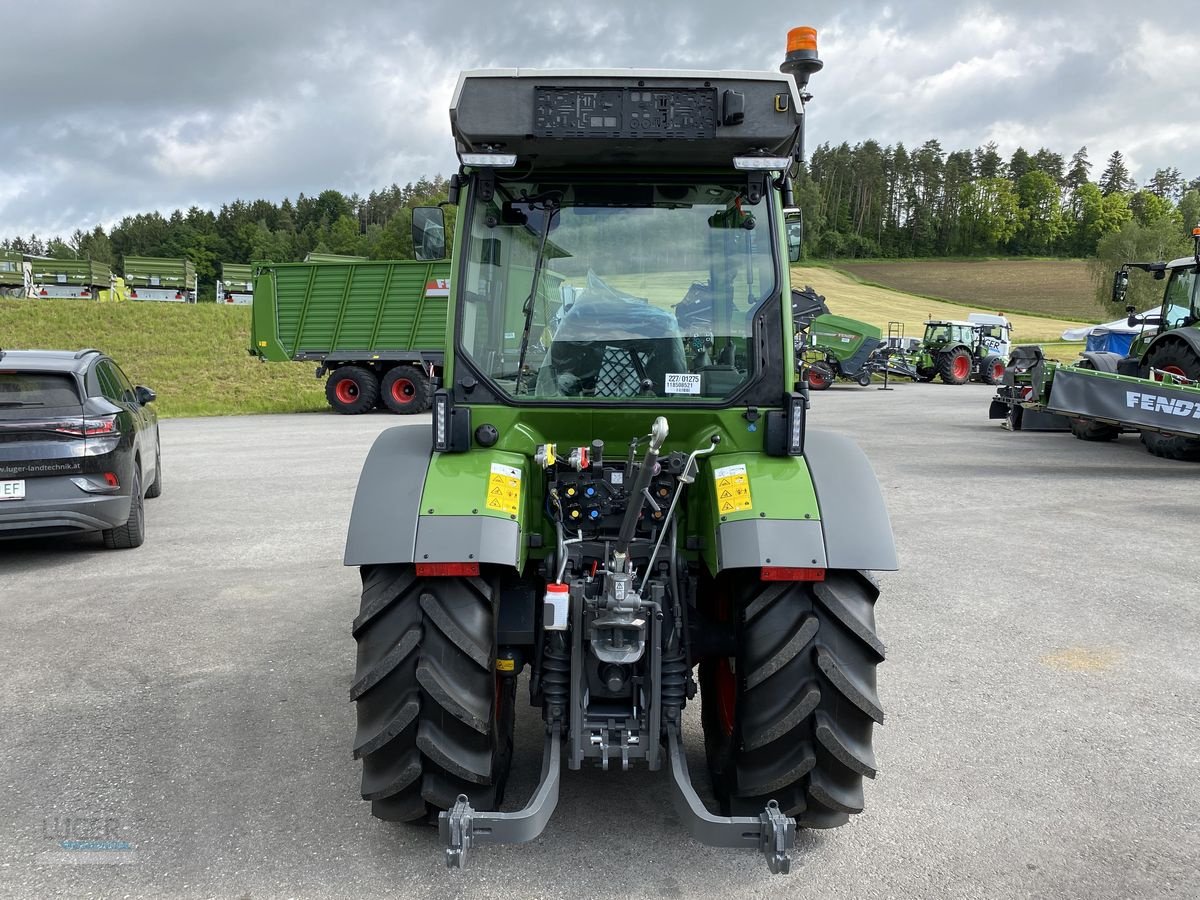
(0, 348, 161, 548)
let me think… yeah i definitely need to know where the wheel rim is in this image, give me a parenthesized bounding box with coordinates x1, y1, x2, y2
(335, 379, 359, 404)
(807, 369, 824, 388)
(390, 377, 416, 405)
(1153, 364, 1187, 381)
(991, 361, 1005, 381)
(954, 355, 970, 380)
(715, 657, 737, 737)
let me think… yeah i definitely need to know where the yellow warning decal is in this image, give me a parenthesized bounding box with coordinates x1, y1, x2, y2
(713, 463, 753, 514)
(486, 462, 521, 516)
(496, 657, 516, 672)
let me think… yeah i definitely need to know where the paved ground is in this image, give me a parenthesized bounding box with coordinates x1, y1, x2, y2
(1, 383, 1197, 899)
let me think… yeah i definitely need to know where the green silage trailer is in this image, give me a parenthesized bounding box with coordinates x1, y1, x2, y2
(250, 258, 453, 414)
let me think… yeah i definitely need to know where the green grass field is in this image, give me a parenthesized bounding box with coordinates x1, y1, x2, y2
(827, 258, 1103, 322)
(0, 299, 326, 418)
(1, 261, 1096, 417)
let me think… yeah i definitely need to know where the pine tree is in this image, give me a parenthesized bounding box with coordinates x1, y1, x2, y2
(1099, 151, 1134, 196)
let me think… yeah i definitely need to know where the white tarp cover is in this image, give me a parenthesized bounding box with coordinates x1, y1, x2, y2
(1061, 307, 1164, 341)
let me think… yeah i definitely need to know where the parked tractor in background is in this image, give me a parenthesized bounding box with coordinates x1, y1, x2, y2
(916, 317, 1009, 385)
(343, 30, 897, 875)
(991, 235, 1200, 461)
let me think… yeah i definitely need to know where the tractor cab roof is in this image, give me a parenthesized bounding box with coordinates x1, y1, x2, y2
(450, 69, 804, 170)
(925, 319, 976, 328)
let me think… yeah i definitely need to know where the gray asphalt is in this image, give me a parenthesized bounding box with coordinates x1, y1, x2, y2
(1, 382, 1197, 900)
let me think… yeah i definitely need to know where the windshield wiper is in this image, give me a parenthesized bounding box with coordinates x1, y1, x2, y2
(513, 193, 561, 396)
(0, 400, 44, 407)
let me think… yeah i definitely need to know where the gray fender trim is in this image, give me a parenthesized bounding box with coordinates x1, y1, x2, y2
(344, 425, 431, 566)
(717, 518, 827, 571)
(415, 516, 521, 567)
(804, 429, 898, 571)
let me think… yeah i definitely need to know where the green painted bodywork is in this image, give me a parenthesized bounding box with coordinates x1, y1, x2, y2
(250, 259, 452, 361)
(122, 256, 195, 289)
(27, 257, 112, 288)
(806, 314, 881, 363)
(220, 263, 254, 290)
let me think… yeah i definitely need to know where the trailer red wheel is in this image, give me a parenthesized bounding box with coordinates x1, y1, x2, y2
(381, 365, 430, 414)
(714, 657, 737, 737)
(806, 361, 834, 391)
(325, 366, 379, 415)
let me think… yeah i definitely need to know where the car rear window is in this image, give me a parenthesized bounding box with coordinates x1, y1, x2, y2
(0, 372, 81, 407)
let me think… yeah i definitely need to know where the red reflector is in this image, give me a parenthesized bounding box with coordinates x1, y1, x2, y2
(761, 566, 826, 582)
(54, 416, 118, 437)
(103, 472, 119, 487)
(416, 562, 480, 577)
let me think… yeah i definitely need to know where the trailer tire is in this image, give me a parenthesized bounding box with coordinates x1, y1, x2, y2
(701, 570, 884, 829)
(1139, 344, 1200, 461)
(938, 348, 971, 385)
(382, 366, 429, 415)
(351, 565, 513, 822)
(855, 373, 872, 387)
(982, 356, 1006, 386)
(326, 367, 379, 415)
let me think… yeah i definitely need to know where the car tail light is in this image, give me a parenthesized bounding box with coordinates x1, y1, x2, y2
(416, 562, 480, 577)
(103, 472, 119, 487)
(54, 415, 119, 437)
(761, 566, 825, 582)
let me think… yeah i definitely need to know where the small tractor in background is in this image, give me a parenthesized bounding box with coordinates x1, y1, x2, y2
(915, 317, 1009, 385)
(343, 29, 897, 875)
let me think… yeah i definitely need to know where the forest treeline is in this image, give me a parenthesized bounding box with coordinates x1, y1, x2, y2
(4, 141, 1200, 301)
(801, 141, 1200, 259)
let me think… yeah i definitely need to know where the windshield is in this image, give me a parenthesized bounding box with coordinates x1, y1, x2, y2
(457, 180, 777, 401)
(1162, 265, 1198, 330)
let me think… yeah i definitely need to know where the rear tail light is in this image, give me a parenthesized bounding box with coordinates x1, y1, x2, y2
(54, 415, 119, 437)
(415, 562, 480, 577)
(761, 566, 825, 582)
(129, 289, 138, 298)
(174, 292, 183, 300)
(103, 472, 119, 487)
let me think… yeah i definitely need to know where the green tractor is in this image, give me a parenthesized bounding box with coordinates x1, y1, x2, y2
(915, 319, 1008, 385)
(343, 29, 897, 874)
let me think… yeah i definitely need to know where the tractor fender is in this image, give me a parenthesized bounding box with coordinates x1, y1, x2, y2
(1141, 326, 1200, 367)
(1078, 351, 1122, 373)
(344, 425, 430, 566)
(804, 430, 899, 571)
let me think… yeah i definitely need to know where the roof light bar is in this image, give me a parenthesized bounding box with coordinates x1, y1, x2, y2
(733, 156, 791, 172)
(460, 153, 518, 168)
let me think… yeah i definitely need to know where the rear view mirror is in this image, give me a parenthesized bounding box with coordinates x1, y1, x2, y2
(412, 207, 446, 261)
(1111, 269, 1129, 304)
(784, 210, 803, 263)
(135, 386, 156, 405)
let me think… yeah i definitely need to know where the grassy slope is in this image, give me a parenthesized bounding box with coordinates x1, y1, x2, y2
(827, 258, 1102, 322)
(790, 265, 1093, 344)
(0, 299, 325, 418)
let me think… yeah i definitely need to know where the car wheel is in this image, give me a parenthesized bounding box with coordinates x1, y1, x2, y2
(103, 470, 145, 549)
(145, 445, 163, 499)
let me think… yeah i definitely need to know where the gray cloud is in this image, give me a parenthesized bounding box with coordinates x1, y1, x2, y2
(3, 0, 1199, 237)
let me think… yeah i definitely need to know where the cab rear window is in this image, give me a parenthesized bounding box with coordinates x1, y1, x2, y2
(0, 372, 81, 407)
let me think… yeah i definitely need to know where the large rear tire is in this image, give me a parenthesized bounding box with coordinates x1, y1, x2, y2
(1140, 344, 1200, 461)
(938, 348, 971, 385)
(700, 570, 884, 828)
(326, 366, 380, 415)
(351, 565, 514, 821)
(381, 366, 430, 415)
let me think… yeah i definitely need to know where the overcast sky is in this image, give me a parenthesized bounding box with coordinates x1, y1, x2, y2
(4, 0, 1199, 238)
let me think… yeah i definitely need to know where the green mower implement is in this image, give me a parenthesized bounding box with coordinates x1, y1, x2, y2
(344, 28, 897, 875)
(990, 230, 1200, 460)
(916, 319, 1008, 385)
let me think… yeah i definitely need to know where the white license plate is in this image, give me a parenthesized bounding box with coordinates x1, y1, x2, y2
(0, 480, 26, 501)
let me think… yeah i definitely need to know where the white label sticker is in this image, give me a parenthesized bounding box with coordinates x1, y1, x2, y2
(664, 373, 701, 395)
(504, 332, 516, 340)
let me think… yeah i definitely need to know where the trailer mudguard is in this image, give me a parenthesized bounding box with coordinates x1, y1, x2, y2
(344, 425, 431, 566)
(1079, 351, 1122, 373)
(803, 429, 898, 571)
